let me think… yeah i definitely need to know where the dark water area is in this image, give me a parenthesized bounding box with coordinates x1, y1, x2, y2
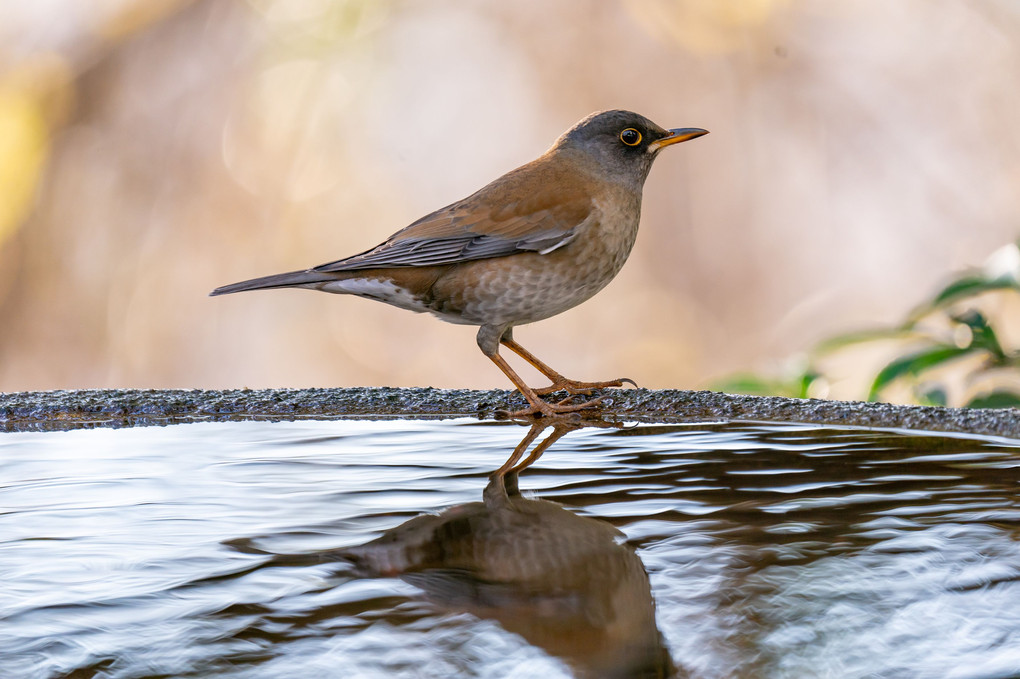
(2, 419, 1020, 678)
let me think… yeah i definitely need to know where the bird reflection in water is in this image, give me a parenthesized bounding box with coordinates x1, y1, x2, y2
(340, 417, 680, 679)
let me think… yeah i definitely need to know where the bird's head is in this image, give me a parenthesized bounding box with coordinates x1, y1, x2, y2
(552, 110, 707, 188)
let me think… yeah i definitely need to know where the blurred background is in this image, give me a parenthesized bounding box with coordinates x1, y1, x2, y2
(2, 0, 1020, 398)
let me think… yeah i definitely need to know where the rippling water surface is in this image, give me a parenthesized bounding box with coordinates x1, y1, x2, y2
(2, 418, 1020, 679)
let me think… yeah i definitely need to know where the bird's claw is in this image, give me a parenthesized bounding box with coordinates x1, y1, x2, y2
(499, 395, 606, 420)
(533, 376, 638, 396)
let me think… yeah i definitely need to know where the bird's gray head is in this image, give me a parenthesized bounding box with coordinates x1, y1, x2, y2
(552, 110, 707, 188)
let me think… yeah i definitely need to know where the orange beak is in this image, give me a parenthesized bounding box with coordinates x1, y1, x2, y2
(648, 127, 709, 152)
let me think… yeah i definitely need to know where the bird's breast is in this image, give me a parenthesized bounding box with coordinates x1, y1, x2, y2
(428, 187, 642, 327)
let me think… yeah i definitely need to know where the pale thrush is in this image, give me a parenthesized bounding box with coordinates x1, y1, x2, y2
(212, 110, 707, 417)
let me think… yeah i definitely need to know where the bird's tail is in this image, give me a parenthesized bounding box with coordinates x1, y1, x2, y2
(209, 269, 346, 296)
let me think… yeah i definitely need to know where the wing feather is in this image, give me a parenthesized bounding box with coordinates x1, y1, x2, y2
(313, 157, 595, 273)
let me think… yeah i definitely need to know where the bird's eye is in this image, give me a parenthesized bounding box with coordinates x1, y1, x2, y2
(619, 128, 642, 146)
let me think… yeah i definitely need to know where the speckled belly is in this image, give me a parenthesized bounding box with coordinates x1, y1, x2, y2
(428, 213, 640, 328)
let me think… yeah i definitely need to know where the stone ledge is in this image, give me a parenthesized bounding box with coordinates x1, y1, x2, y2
(2, 387, 1019, 438)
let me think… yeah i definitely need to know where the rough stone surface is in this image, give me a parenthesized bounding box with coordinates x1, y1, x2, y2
(1, 388, 1019, 438)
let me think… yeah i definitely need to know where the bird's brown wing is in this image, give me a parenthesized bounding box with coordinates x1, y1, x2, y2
(313, 159, 595, 272)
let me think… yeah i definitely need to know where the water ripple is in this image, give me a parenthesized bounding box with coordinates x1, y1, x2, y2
(1, 419, 1019, 678)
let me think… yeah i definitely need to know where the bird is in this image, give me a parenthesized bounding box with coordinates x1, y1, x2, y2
(339, 421, 675, 679)
(211, 110, 707, 417)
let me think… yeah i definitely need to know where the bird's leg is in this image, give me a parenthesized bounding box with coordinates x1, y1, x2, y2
(502, 422, 576, 495)
(486, 351, 607, 417)
(478, 326, 605, 418)
(499, 332, 637, 396)
(485, 419, 581, 507)
(485, 421, 547, 507)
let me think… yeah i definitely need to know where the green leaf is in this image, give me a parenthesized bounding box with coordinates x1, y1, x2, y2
(951, 309, 1005, 360)
(966, 390, 1020, 409)
(909, 276, 1020, 321)
(932, 276, 1019, 306)
(917, 385, 948, 407)
(796, 370, 822, 399)
(712, 373, 810, 399)
(868, 344, 974, 401)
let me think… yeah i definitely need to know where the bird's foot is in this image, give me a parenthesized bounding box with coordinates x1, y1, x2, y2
(500, 394, 607, 420)
(533, 376, 637, 396)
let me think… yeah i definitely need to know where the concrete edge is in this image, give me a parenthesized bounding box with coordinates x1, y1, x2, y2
(2, 387, 1019, 438)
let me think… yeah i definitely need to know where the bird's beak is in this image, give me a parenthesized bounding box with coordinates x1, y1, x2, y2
(648, 127, 709, 152)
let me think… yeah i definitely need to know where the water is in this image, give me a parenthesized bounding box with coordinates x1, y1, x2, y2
(2, 418, 1020, 679)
